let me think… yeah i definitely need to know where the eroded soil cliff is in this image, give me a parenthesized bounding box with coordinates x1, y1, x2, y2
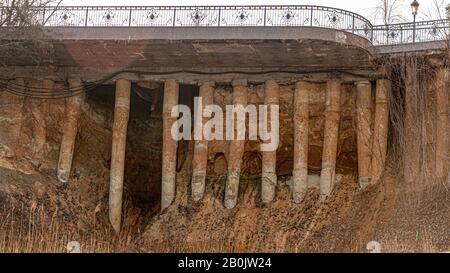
(0, 78, 448, 253)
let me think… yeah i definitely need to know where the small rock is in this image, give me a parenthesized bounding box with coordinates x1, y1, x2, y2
(367, 241, 382, 253)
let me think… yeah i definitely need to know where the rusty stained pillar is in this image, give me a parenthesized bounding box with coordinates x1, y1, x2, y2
(191, 81, 214, 202)
(31, 79, 55, 157)
(320, 80, 342, 198)
(423, 78, 437, 181)
(161, 79, 179, 211)
(57, 79, 84, 183)
(404, 64, 421, 183)
(355, 81, 373, 188)
(261, 80, 280, 204)
(435, 68, 449, 180)
(292, 81, 310, 203)
(5, 78, 26, 146)
(371, 79, 391, 183)
(108, 79, 131, 233)
(224, 79, 248, 209)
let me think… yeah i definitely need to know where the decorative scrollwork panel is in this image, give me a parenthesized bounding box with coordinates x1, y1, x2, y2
(45, 8, 86, 26)
(175, 7, 219, 27)
(86, 7, 130, 27)
(130, 7, 175, 27)
(266, 7, 312, 26)
(220, 7, 265, 26)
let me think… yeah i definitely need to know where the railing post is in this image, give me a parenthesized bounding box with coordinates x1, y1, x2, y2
(310, 8, 314, 26)
(41, 7, 45, 25)
(128, 8, 132, 27)
(352, 16, 355, 33)
(400, 26, 403, 44)
(264, 7, 267, 26)
(371, 27, 374, 44)
(173, 8, 176, 27)
(85, 8, 89, 27)
(218, 7, 221, 27)
(386, 27, 390, 45)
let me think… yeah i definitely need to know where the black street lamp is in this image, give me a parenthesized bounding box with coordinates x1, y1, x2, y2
(411, 0, 420, 42)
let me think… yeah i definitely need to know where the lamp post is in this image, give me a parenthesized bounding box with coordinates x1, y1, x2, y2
(411, 0, 420, 42)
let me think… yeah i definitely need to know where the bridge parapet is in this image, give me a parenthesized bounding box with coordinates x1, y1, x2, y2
(1, 5, 448, 48)
(1, 6, 372, 32)
(373, 20, 449, 45)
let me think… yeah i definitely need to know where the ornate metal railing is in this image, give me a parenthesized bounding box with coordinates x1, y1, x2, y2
(0, 5, 449, 46)
(372, 20, 449, 45)
(0, 5, 374, 39)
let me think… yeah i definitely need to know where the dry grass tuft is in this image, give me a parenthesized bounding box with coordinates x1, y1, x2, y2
(0, 198, 142, 253)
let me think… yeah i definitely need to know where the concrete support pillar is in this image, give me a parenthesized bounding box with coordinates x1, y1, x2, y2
(320, 80, 342, 198)
(9, 78, 25, 143)
(355, 81, 373, 188)
(292, 81, 310, 203)
(57, 79, 84, 183)
(0, 78, 25, 156)
(404, 64, 421, 183)
(161, 79, 179, 211)
(261, 80, 280, 204)
(191, 81, 214, 202)
(371, 79, 391, 183)
(224, 79, 248, 209)
(31, 79, 55, 157)
(435, 68, 449, 180)
(108, 79, 131, 233)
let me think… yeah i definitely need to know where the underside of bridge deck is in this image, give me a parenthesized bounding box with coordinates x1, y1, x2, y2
(1, 27, 375, 75)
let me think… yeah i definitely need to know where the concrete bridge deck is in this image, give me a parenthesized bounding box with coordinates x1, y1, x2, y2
(1, 5, 448, 75)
